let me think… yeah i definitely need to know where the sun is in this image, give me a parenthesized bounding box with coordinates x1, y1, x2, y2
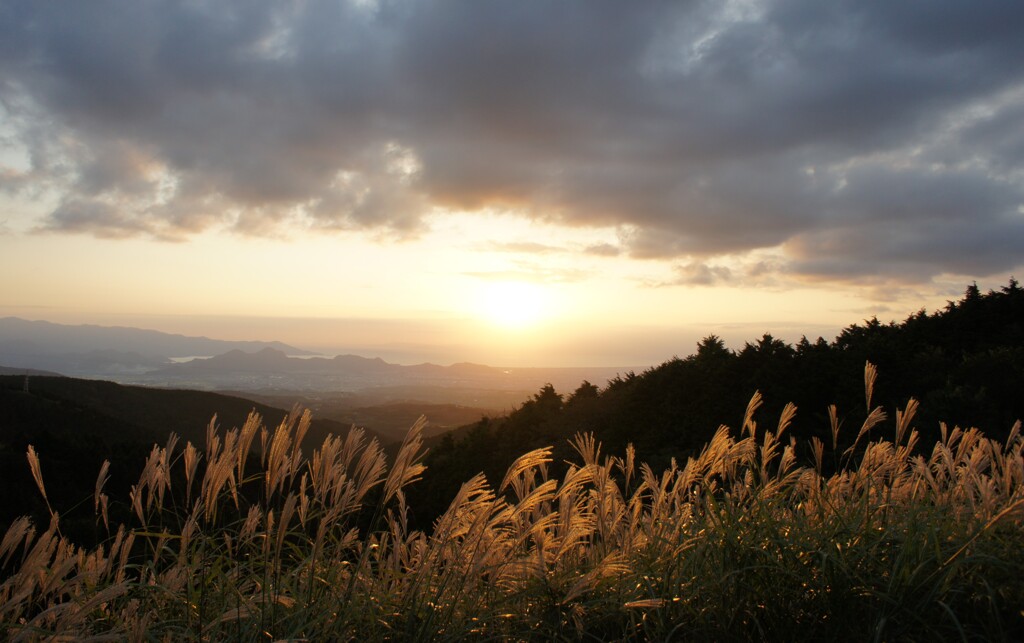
(478, 281, 551, 329)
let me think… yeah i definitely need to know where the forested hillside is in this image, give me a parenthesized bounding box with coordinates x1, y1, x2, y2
(411, 280, 1024, 523)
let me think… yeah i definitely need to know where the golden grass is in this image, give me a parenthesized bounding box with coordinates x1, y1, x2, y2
(1, 363, 1023, 640)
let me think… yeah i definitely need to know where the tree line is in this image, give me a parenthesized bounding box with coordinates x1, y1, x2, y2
(408, 280, 1024, 525)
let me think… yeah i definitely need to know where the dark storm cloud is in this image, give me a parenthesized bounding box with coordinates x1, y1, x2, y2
(2, 0, 1022, 283)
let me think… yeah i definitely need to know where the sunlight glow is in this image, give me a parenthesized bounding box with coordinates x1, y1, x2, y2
(478, 281, 551, 329)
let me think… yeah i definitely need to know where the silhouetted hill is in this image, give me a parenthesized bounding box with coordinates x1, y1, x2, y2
(223, 388, 494, 444)
(0, 375, 372, 542)
(1, 375, 370, 449)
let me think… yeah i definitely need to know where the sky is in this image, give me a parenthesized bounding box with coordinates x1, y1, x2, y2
(1, 1, 1022, 366)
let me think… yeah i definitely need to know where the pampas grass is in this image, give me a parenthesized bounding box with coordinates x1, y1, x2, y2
(2, 363, 1023, 640)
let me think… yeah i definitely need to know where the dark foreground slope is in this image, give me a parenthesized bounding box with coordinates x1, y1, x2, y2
(0, 376, 363, 541)
(411, 280, 1024, 523)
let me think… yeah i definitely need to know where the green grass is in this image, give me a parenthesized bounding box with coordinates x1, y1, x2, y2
(2, 363, 1023, 641)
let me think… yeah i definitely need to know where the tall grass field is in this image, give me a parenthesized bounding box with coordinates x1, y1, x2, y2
(2, 364, 1023, 641)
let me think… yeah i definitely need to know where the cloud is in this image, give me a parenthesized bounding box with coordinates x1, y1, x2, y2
(41, 199, 157, 239)
(669, 262, 734, 287)
(464, 263, 587, 284)
(1, 0, 1022, 284)
(485, 241, 565, 255)
(658, 255, 788, 288)
(583, 243, 621, 258)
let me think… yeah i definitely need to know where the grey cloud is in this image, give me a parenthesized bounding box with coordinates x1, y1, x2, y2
(787, 217, 1024, 283)
(1, 0, 1022, 284)
(669, 262, 734, 287)
(43, 199, 157, 239)
(658, 257, 787, 288)
(783, 161, 1024, 281)
(0, 166, 29, 194)
(959, 98, 1024, 174)
(828, 164, 1021, 225)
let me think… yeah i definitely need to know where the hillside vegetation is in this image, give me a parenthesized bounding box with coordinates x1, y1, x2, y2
(1, 367, 1023, 640)
(412, 281, 1024, 522)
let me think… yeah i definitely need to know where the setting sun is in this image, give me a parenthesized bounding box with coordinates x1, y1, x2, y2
(478, 281, 551, 329)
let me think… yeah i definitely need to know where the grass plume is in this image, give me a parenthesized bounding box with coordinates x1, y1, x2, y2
(2, 366, 1023, 640)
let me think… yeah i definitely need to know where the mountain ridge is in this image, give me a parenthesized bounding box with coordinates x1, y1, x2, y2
(0, 317, 314, 376)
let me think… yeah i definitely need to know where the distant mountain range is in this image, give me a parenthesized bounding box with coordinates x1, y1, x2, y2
(147, 347, 629, 395)
(156, 347, 504, 378)
(0, 317, 635, 396)
(0, 317, 312, 376)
